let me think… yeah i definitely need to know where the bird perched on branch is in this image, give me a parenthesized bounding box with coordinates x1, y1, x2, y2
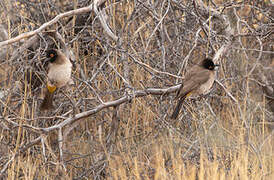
(40, 49, 72, 110)
(171, 58, 219, 119)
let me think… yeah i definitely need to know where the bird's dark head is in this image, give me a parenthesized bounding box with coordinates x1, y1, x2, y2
(202, 58, 218, 70)
(46, 49, 58, 63)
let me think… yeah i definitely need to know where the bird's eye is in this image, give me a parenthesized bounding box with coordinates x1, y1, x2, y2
(50, 53, 54, 58)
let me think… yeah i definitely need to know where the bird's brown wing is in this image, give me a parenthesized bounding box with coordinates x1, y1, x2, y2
(183, 65, 201, 80)
(175, 65, 201, 98)
(176, 69, 211, 99)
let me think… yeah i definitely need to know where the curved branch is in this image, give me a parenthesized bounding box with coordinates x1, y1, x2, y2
(4, 85, 179, 134)
(94, 0, 118, 41)
(0, 3, 97, 47)
(43, 85, 178, 132)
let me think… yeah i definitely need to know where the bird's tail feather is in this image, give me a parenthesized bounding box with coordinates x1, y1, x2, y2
(40, 89, 54, 110)
(170, 94, 188, 119)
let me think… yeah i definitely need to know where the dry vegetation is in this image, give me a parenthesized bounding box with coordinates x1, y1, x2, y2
(0, 0, 273, 179)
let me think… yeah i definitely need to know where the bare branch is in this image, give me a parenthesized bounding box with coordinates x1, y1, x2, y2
(94, 0, 118, 41)
(0, 3, 104, 47)
(5, 85, 178, 134)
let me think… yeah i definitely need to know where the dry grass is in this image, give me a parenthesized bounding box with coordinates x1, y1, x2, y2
(0, 0, 273, 179)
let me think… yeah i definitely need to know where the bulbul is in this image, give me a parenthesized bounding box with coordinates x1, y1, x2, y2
(40, 49, 72, 110)
(171, 58, 218, 119)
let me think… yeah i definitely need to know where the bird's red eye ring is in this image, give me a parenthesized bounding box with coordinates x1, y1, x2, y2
(50, 53, 54, 58)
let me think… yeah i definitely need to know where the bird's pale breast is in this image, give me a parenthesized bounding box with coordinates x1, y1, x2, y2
(48, 63, 72, 88)
(196, 72, 215, 95)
